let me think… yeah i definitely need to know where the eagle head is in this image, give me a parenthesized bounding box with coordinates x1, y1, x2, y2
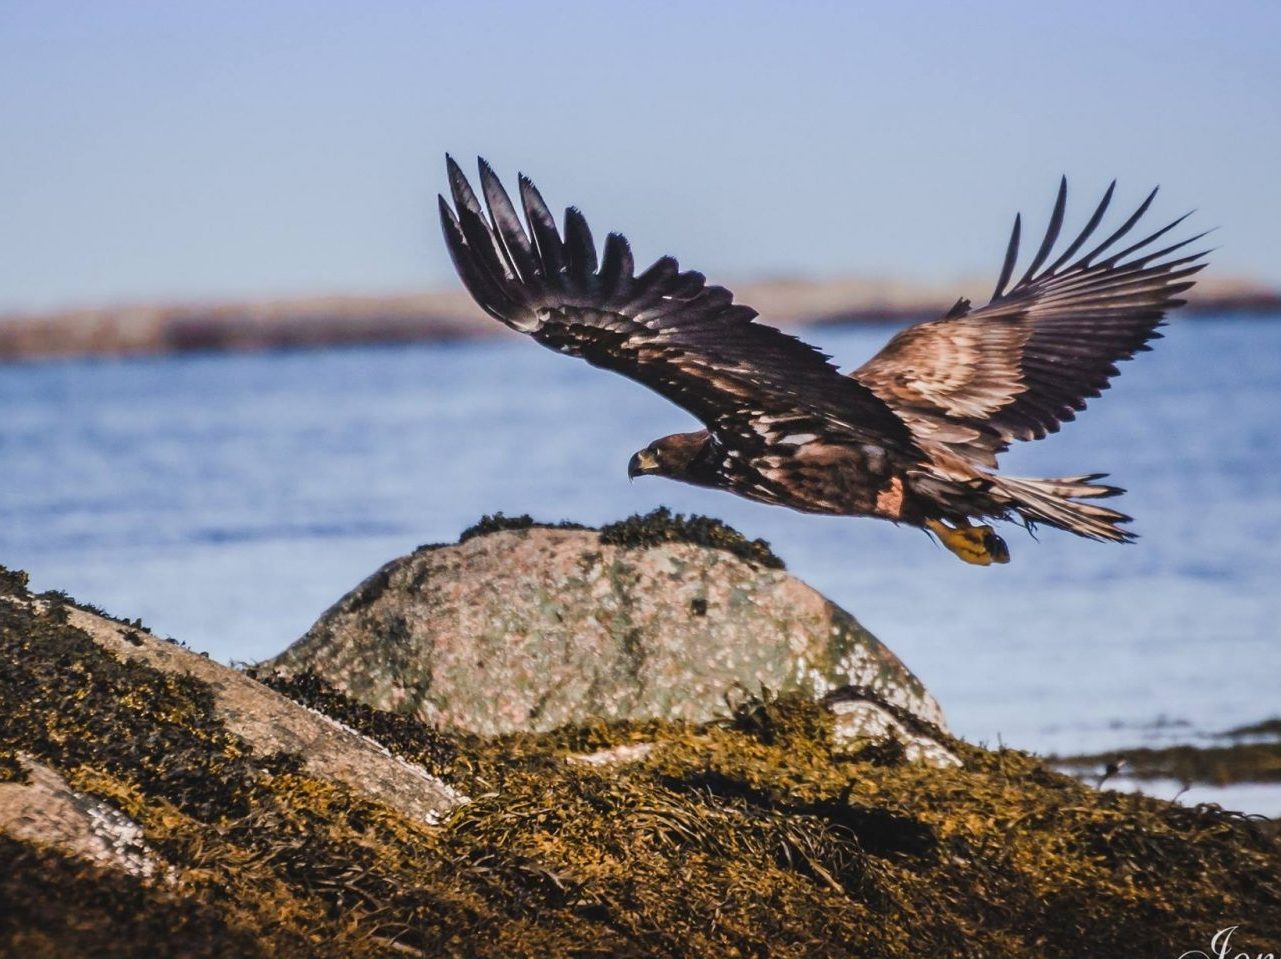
(628, 431, 712, 481)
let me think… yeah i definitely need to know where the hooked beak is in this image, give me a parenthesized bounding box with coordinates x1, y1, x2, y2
(628, 449, 659, 479)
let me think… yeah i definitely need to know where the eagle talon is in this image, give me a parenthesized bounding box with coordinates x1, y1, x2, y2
(926, 519, 1011, 566)
(984, 529, 1011, 564)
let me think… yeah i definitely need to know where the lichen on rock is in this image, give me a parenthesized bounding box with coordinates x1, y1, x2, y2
(262, 510, 944, 741)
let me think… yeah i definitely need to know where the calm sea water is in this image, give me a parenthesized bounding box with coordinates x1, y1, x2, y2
(2, 317, 1278, 797)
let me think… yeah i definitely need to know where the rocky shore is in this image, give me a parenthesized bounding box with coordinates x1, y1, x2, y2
(2, 513, 1279, 956)
(1054, 721, 1281, 788)
(3, 273, 1277, 362)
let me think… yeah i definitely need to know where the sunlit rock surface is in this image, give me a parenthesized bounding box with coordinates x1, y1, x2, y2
(0, 577, 462, 828)
(264, 513, 947, 743)
(0, 756, 164, 881)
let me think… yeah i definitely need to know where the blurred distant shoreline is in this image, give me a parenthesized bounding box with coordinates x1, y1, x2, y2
(3, 273, 1278, 363)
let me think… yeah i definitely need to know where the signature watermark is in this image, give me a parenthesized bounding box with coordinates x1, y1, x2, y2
(1179, 926, 1275, 959)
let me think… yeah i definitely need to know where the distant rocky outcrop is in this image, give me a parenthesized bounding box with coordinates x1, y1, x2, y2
(4, 272, 1275, 361)
(262, 511, 948, 747)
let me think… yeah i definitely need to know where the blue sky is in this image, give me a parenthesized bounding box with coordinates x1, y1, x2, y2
(1, 0, 1277, 312)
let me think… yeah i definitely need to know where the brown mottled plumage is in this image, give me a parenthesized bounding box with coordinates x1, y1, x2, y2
(439, 158, 1207, 565)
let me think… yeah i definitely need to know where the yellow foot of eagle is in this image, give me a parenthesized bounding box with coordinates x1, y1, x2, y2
(926, 519, 1011, 566)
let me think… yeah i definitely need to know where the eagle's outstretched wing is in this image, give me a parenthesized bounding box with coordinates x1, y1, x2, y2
(439, 157, 915, 454)
(853, 179, 1209, 465)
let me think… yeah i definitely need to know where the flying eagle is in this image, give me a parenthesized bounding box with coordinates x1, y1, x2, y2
(438, 157, 1206, 565)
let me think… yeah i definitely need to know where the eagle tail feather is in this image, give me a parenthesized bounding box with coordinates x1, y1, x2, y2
(994, 473, 1135, 543)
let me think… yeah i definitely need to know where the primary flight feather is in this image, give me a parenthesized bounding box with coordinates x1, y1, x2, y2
(439, 157, 1207, 565)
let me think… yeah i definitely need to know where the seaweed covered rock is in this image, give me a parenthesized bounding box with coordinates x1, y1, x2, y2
(0, 757, 165, 882)
(0, 571, 462, 830)
(263, 510, 946, 740)
(4, 564, 1280, 958)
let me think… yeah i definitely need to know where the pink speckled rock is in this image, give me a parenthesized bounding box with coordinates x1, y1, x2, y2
(264, 526, 946, 737)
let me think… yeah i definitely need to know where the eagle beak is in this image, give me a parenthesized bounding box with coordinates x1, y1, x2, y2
(628, 449, 659, 479)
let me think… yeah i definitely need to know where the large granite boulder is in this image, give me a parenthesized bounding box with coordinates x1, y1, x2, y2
(263, 511, 947, 738)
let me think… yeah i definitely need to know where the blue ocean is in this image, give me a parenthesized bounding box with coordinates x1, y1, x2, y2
(2, 316, 1278, 808)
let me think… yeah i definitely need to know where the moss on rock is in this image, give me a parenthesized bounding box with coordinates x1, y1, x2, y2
(250, 668, 462, 779)
(2, 566, 1279, 955)
(599, 507, 785, 569)
(457, 512, 590, 544)
(0, 566, 30, 599)
(0, 834, 263, 959)
(448, 507, 784, 569)
(6, 556, 1281, 956)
